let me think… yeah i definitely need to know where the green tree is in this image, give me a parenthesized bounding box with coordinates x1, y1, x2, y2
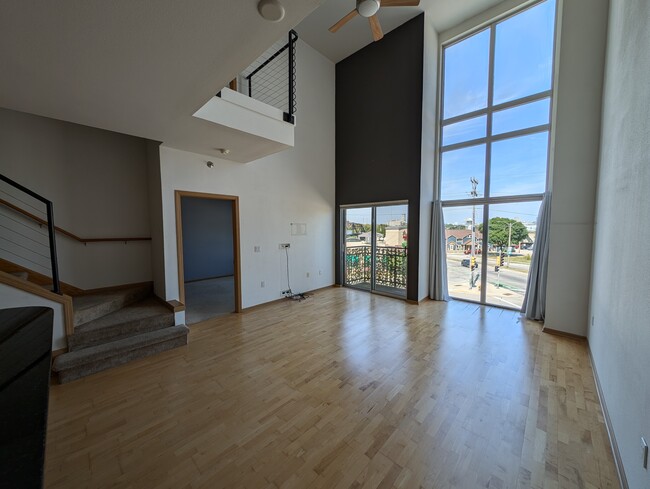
(478, 218, 529, 249)
(445, 224, 467, 230)
(376, 224, 387, 237)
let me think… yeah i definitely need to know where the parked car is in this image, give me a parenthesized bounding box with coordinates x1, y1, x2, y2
(461, 258, 480, 269)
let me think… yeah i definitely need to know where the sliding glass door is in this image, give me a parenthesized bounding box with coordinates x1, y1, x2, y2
(342, 203, 408, 298)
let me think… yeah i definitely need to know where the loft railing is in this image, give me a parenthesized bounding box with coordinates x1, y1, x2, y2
(345, 246, 408, 290)
(0, 174, 61, 294)
(222, 30, 298, 124)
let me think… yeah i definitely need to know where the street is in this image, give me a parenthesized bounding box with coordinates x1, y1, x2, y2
(446, 253, 530, 308)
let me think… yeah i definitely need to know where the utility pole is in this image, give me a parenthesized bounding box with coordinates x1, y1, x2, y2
(469, 177, 479, 289)
(507, 221, 513, 267)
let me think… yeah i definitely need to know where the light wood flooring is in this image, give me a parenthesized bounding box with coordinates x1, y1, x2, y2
(45, 287, 619, 489)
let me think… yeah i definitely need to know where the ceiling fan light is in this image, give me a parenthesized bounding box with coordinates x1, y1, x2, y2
(257, 0, 285, 22)
(357, 0, 380, 18)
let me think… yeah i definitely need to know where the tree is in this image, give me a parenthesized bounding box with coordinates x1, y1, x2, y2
(478, 218, 529, 249)
(445, 224, 467, 230)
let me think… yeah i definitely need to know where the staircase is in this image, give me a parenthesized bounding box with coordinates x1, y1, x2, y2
(52, 284, 189, 383)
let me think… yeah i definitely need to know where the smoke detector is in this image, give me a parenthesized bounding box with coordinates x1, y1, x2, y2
(258, 0, 285, 22)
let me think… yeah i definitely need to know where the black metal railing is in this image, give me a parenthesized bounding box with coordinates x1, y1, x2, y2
(345, 246, 408, 290)
(241, 30, 298, 124)
(0, 174, 61, 294)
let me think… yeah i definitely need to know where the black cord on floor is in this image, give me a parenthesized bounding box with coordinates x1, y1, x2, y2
(283, 245, 309, 302)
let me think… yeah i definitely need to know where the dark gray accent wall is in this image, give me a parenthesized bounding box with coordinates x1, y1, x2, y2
(335, 14, 424, 301)
(181, 197, 234, 282)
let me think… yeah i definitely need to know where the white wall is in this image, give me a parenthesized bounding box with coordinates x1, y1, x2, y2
(0, 283, 66, 350)
(589, 0, 650, 487)
(158, 40, 335, 308)
(418, 12, 439, 301)
(0, 108, 153, 289)
(544, 0, 609, 336)
(146, 140, 167, 299)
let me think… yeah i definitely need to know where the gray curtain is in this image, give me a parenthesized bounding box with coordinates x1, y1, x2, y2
(429, 201, 449, 301)
(522, 191, 552, 320)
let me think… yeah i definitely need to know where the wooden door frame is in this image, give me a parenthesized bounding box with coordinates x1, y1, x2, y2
(174, 190, 242, 313)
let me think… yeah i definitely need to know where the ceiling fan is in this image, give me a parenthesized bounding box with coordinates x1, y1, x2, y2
(329, 0, 421, 42)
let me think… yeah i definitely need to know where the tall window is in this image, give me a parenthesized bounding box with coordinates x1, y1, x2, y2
(438, 0, 556, 309)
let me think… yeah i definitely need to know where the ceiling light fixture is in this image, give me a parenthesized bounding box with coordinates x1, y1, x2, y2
(258, 0, 285, 22)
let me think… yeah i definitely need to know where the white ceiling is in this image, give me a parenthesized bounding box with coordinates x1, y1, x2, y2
(296, 0, 506, 63)
(0, 0, 505, 161)
(0, 0, 322, 161)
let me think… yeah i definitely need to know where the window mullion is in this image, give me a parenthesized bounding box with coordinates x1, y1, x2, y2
(480, 25, 497, 304)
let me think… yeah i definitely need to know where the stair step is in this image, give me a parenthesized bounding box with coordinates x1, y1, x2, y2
(68, 298, 173, 351)
(53, 325, 189, 383)
(72, 284, 152, 327)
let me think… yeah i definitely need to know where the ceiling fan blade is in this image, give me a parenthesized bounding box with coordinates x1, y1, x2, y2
(329, 9, 359, 33)
(381, 0, 420, 6)
(369, 15, 384, 41)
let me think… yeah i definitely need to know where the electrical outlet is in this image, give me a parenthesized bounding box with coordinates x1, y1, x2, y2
(260, 281, 265, 288)
(281, 289, 291, 295)
(254, 245, 261, 253)
(591, 315, 594, 326)
(279, 243, 290, 249)
(306, 272, 310, 278)
(642, 437, 648, 469)
(319, 270, 322, 276)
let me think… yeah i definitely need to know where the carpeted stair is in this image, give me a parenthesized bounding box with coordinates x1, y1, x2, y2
(52, 285, 188, 383)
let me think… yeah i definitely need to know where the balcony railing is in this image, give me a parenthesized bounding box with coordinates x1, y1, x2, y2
(345, 246, 407, 291)
(220, 30, 298, 124)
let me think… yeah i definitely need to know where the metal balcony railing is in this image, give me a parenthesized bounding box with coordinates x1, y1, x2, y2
(226, 30, 298, 124)
(0, 173, 61, 294)
(345, 246, 408, 290)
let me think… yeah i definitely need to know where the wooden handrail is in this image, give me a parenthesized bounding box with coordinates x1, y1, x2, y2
(0, 197, 151, 243)
(0, 270, 74, 337)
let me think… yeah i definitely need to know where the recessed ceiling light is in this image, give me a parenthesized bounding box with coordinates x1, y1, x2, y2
(258, 0, 285, 22)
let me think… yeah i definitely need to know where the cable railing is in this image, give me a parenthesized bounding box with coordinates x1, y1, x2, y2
(225, 30, 298, 124)
(0, 174, 61, 294)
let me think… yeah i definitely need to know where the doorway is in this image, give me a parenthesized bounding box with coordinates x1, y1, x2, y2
(175, 191, 241, 324)
(342, 202, 408, 298)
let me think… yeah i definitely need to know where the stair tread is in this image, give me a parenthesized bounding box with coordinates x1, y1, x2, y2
(53, 325, 189, 371)
(72, 284, 152, 326)
(74, 298, 170, 333)
(73, 289, 140, 311)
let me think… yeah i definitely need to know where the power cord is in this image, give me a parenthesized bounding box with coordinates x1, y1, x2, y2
(283, 245, 309, 302)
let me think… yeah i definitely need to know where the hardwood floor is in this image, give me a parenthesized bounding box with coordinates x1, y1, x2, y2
(45, 287, 619, 489)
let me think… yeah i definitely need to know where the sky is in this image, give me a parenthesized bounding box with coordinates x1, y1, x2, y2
(440, 0, 556, 222)
(346, 205, 409, 227)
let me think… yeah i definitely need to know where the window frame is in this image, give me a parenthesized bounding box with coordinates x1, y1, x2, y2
(435, 0, 559, 307)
